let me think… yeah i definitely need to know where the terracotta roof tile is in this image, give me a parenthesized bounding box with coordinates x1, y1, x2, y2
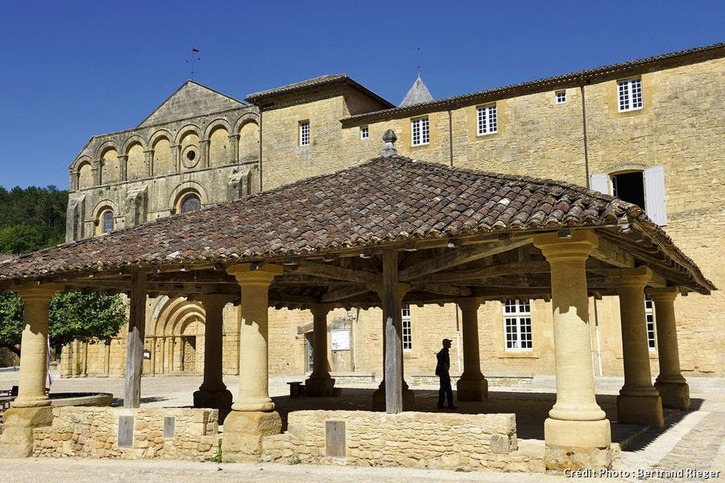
(0, 156, 714, 293)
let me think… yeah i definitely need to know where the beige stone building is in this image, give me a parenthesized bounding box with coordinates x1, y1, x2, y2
(61, 42, 724, 384)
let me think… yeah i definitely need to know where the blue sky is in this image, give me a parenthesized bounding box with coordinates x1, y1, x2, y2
(0, 0, 722, 189)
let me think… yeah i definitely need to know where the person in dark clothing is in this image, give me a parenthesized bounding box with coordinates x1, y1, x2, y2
(436, 338, 456, 409)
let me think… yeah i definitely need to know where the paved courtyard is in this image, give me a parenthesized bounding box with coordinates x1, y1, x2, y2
(1, 369, 724, 482)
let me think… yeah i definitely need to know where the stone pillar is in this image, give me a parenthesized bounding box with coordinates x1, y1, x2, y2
(200, 139, 210, 168)
(0, 285, 62, 458)
(144, 149, 154, 177)
(610, 267, 664, 428)
(171, 144, 180, 173)
(648, 287, 690, 410)
(534, 231, 611, 471)
(118, 154, 128, 181)
(229, 133, 240, 163)
(222, 264, 283, 462)
(92, 161, 101, 186)
(304, 305, 336, 397)
(193, 295, 233, 419)
(456, 298, 488, 401)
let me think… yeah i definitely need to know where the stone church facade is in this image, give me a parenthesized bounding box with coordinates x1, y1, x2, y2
(61, 43, 724, 383)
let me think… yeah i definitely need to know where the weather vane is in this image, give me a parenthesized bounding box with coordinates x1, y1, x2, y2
(187, 48, 201, 80)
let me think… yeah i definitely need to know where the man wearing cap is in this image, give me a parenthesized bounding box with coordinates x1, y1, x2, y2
(436, 338, 456, 409)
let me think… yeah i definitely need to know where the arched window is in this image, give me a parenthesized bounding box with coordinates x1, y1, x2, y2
(98, 209, 114, 234)
(180, 193, 201, 214)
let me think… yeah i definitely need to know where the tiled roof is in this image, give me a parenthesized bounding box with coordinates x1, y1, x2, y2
(246, 74, 395, 109)
(0, 156, 714, 294)
(343, 42, 725, 124)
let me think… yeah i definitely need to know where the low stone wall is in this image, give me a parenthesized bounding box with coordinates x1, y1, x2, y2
(262, 410, 544, 472)
(32, 407, 219, 460)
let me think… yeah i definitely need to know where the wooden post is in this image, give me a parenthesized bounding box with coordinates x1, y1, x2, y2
(124, 272, 147, 408)
(382, 249, 403, 414)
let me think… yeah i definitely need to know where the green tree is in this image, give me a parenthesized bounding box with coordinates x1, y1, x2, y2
(0, 292, 23, 356)
(0, 186, 127, 359)
(49, 291, 127, 351)
(0, 291, 127, 356)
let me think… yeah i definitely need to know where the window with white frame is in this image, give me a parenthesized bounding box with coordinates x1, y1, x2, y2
(299, 120, 310, 146)
(504, 299, 532, 350)
(618, 78, 643, 112)
(360, 126, 369, 140)
(645, 296, 656, 350)
(555, 90, 566, 104)
(477, 104, 497, 135)
(402, 303, 412, 350)
(411, 117, 429, 146)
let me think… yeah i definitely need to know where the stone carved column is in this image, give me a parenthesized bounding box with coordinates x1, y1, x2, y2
(200, 139, 210, 168)
(117, 154, 128, 181)
(144, 149, 154, 177)
(171, 144, 180, 173)
(610, 267, 664, 428)
(648, 287, 690, 410)
(305, 305, 336, 397)
(534, 231, 611, 471)
(0, 284, 62, 458)
(456, 298, 488, 401)
(193, 295, 233, 418)
(222, 264, 283, 463)
(229, 133, 240, 163)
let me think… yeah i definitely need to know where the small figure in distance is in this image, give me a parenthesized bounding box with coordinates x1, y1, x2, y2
(435, 338, 456, 410)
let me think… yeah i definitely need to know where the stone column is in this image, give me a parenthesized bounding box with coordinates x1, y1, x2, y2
(200, 139, 210, 168)
(610, 267, 664, 428)
(229, 134, 240, 163)
(534, 231, 611, 471)
(171, 144, 180, 173)
(648, 287, 690, 410)
(456, 298, 488, 401)
(305, 304, 336, 397)
(144, 149, 154, 177)
(118, 154, 128, 181)
(222, 264, 283, 463)
(193, 295, 233, 419)
(0, 284, 62, 458)
(92, 161, 101, 186)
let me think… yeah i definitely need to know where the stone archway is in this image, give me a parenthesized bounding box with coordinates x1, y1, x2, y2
(150, 297, 206, 375)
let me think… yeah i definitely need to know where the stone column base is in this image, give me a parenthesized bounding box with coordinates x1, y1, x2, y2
(544, 418, 612, 471)
(193, 388, 233, 422)
(617, 393, 664, 428)
(456, 376, 488, 401)
(0, 406, 54, 458)
(304, 376, 336, 397)
(654, 380, 690, 410)
(221, 410, 282, 463)
(372, 387, 415, 411)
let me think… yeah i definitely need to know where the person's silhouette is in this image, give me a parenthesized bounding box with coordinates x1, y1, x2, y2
(435, 338, 456, 409)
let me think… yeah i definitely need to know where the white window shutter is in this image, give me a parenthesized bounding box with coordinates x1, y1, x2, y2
(590, 173, 609, 194)
(644, 166, 667, 226)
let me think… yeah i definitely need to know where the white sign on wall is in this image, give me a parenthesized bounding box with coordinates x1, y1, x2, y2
(331, 329, 350, 351)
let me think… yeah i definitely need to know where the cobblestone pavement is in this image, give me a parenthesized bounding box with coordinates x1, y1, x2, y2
(1, 370, 724, 482)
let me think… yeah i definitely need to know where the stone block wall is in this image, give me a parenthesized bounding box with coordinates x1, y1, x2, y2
(261, 410, 543, 472)
(32, 407, 219, 460)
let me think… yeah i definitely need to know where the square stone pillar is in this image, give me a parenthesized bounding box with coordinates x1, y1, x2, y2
(222, 264, 283, 462)
(194, 294, 233, 420)
(304, 304, 336, 397)
(535, 231, 612, 471)
(456, 298, 488, 401)
(610, 267, 664, 428)
(0, 284, 62, 458)
(648, 287, 690, 410)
